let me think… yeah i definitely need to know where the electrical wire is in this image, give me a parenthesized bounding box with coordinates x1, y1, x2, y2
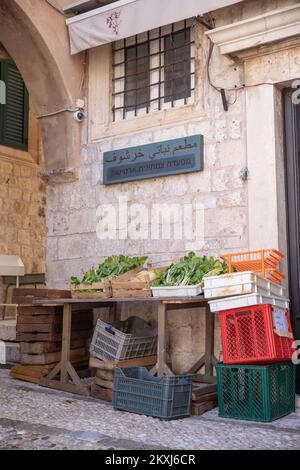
(36, 107, 80, 119)
(206, 39, 281, 108)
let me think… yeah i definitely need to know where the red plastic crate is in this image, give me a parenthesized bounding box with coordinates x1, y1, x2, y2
(219, 304, 294, 364)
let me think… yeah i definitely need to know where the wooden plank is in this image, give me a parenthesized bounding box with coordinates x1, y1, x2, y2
(10, 373, 41, 384)
(16, 329, 91, 342)
(91, 383, 113, 402)
(61, 304, 72, 384)
(17, 315, 60, 325)
(193, 375, 217, 384)
(89, 355, 157, 371)
(192, 392, 218, 404)
(39, 378, 90, 396)
(205, 306, 215, 377)
(112, 281, 150, 289)
(94, 376, 113, 390)
(10, 363, 56, 380)
(17, 324, 55, 333)
(12, 288, 71, 305)
(157, 302, 167, 377)
(20, 339, 86, 354)
(17, 315, 92, 330)
(192, 383, 217, 400)
(20, 348, 87, 365)
(17, 306, 59, 317)
(112, 289, 152, 298)
(191, 401, 217, 416)
(111, 266, 143, 283)
(95, 369, 114, 381)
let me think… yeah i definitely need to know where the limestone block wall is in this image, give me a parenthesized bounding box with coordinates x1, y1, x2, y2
(45, 0, 297, 372)
(0, 158, 46, 274)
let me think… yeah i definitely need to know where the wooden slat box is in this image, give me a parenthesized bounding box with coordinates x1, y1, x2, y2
(111, 267, 152, 298)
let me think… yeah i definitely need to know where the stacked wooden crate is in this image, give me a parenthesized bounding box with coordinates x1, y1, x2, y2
(111, 268, 152, 298)
(90, 355, 157, 402)
(11, 289, 93, 384)
(191, 382, 218, 416)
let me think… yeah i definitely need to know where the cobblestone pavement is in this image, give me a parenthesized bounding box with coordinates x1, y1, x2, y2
(0, 369, 300, 450)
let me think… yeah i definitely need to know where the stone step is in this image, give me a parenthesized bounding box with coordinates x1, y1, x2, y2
(0, 341, 20, 364)
(0, 320, 16, 341)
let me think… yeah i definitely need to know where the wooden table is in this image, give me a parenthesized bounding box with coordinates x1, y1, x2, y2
(33, 297, 217, 396)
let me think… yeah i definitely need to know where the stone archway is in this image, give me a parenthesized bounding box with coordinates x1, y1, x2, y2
(0, 0, 84, 180)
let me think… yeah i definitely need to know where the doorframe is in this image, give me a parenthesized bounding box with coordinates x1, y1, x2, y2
(284, 88, 300, 394)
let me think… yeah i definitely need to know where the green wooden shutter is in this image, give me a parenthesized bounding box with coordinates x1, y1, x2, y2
(0, 59, 29, 151)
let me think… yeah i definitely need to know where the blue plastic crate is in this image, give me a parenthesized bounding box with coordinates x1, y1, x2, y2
(113, 367, 193, 420)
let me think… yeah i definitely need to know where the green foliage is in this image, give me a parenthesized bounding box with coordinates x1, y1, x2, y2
(70, 255, 148, 286)
(152, 252, 229, 287)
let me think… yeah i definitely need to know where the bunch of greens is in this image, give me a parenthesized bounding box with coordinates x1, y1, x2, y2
(152, 252, 229, 287)
(71, 255, 148, 286)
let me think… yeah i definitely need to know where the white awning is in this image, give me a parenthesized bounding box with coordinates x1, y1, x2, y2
(66, 0, 243, 55)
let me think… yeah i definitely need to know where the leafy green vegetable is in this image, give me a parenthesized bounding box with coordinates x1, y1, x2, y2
(152, 252, 228, 287)
(71, 255, 148, 286)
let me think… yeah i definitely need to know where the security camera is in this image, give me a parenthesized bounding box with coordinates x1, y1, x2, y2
(73, 110, 85, 122)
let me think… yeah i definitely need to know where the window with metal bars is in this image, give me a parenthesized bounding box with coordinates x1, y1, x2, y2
(112, 19, 195, 121)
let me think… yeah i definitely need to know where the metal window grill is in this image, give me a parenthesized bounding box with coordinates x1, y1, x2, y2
(112, 19, 195, 121)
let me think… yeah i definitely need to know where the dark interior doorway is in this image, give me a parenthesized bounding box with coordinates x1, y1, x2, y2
(284, 88, 300, 394)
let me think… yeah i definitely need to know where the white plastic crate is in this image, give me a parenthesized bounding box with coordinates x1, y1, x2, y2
(209, 293, 290, 313)
(151, 284, 202, 298)
(203, 271, 285, 300)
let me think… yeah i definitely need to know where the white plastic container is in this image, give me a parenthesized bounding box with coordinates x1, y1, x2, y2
(208, 293, 290, 313)
(203, 271, 285, 300)
(151, 284, 203, 298)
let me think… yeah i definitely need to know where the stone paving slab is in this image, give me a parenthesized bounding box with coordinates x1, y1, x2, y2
(0, 369, 300, 450)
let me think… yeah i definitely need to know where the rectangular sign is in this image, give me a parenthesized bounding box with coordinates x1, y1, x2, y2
(103, 135, 204, 185)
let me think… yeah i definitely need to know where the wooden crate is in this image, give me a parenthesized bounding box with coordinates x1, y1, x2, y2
(111, 267, 152, 298)
(20, 338, 86, 354)
(191, 382, 218, 416)
(91, 383, 113, 402)
(90, 355, 157, 403)
(17, 328, 92, 343)
(20, 347, 88, 365)
(192, 382, 217, 401)
(16, 305, 93, 342)
(70, 279, 111, 299)
(192, 401, 218, 416)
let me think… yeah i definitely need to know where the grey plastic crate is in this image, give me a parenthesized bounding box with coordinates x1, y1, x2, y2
(113, 367, 193, 419)
(90, 316, 157, 362)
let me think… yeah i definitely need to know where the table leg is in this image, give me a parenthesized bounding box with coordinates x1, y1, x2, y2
(151, 302, 174, 377)
(187, 305, 217, 382)
(109, 302, 117, 323)
(204, 305, 215, 377)
(61, 303, 72, 384)
(40, 303, 89, 396)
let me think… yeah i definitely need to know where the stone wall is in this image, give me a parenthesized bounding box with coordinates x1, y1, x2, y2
(45, 0, 297, 373)
(0, 157, 46, 274)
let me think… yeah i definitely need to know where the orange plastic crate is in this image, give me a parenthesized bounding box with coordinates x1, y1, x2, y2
(221, 249, 285, 284)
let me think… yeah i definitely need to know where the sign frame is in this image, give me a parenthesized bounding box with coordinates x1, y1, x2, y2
(102, 135, 204, 185)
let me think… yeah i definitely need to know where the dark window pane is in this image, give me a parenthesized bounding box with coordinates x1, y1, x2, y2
(0, 59, 29, 150)
(164, 28, 191, 103)
(125, 42, 150, 112)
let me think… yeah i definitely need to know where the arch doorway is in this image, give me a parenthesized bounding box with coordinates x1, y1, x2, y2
(0, 0, 84, 325)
